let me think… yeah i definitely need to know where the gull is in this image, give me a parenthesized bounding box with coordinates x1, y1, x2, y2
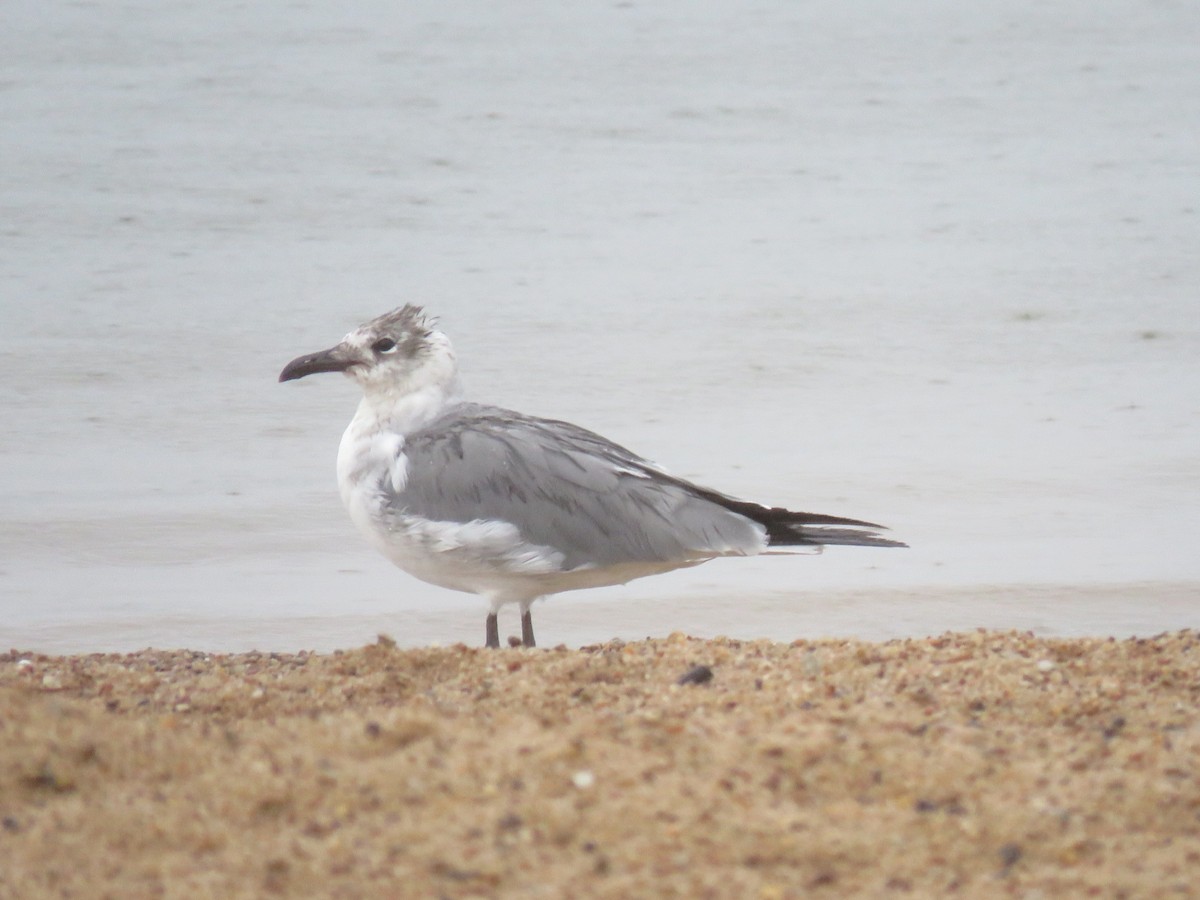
(280, 305, 905, 648)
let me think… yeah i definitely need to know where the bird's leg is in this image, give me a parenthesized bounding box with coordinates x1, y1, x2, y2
(485, 613, 500, 649)
(521, 610, 536, 648)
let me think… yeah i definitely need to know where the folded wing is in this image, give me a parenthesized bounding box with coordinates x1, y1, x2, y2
(390, 404, 770, 571)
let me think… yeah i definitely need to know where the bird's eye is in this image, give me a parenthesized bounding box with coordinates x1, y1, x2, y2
(372, 338, 397, 354)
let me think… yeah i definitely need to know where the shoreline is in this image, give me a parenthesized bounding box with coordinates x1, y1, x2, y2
(7, 579, 1198, 656)
(3, 630, 1198, 896)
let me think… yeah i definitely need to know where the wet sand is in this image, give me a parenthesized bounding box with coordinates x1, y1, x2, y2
(2, 630, 1198, 897)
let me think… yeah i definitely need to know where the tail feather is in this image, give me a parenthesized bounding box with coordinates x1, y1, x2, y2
(698, 491, 907, 549)
(778, 523, 908, 549)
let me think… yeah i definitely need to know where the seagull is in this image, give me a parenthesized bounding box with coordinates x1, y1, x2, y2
(280, 305, 905, 649)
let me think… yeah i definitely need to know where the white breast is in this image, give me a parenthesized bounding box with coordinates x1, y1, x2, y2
(336, 405, 407, 543)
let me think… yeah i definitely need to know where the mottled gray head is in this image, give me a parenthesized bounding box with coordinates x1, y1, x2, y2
(280, 305, 458, 399)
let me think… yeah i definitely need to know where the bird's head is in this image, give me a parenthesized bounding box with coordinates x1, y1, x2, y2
(279, 305, 458, 402)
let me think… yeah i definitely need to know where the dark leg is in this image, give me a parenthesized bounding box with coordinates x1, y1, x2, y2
(521, 610, 536, 648)
(485, 613, 500, 649)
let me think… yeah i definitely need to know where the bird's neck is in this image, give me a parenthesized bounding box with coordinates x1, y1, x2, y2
(355, 371, 464, 437)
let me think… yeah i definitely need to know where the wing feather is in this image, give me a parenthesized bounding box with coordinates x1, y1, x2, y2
(391, 403, 766, 570)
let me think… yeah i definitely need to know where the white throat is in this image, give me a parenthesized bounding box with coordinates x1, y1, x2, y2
(356, 372, 464, 436)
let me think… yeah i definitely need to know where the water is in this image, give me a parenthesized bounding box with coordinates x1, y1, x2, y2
(2, 1, 1198, 652)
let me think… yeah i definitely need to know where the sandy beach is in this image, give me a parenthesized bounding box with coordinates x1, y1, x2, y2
(3, 629, 1197, 897)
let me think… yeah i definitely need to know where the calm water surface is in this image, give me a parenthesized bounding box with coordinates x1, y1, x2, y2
(3, 1, 1198, 651)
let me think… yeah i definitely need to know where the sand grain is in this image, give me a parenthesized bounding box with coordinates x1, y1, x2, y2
(2, 630, 1197, 897)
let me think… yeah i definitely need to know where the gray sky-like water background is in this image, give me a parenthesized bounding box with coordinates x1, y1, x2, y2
(2, 1, 1198, 652)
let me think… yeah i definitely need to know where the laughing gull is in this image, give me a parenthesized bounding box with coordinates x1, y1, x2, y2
(280, 305, 905, 648)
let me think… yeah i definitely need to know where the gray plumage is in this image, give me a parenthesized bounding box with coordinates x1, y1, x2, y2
(395, 403, 767, 570)
(396, 402, 902, 570)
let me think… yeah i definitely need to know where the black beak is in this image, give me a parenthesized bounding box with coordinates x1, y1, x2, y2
(278, 347, 359, 382)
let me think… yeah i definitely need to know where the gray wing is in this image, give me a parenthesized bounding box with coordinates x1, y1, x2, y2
(392, 403, 766, 570)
